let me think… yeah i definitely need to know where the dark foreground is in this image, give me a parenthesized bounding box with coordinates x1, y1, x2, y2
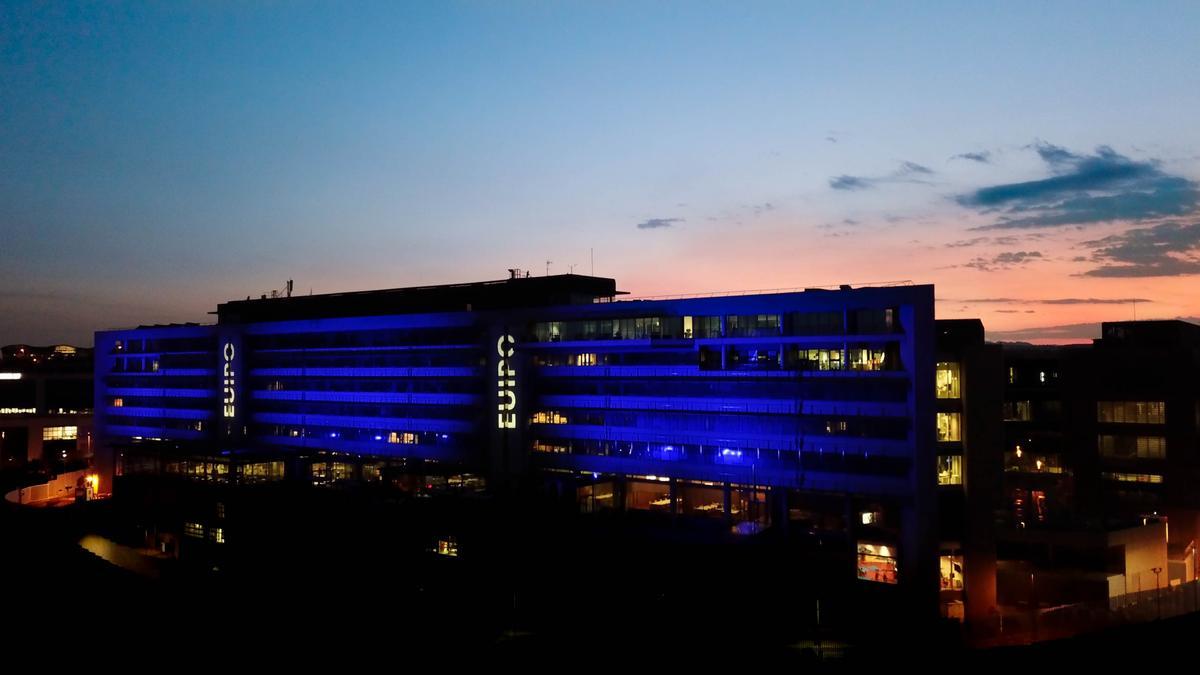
(0, 484, 1187, 666)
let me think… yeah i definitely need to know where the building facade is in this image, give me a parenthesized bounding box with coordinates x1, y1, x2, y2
(996, 321, 1200, 609)
(94, 275, 940, 616)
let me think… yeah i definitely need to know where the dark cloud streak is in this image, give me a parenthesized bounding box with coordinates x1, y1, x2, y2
(636, 217, 684, 230)
(957, 143, 1199, 230)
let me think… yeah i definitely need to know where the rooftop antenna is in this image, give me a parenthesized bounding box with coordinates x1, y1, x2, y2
(590, 248, 594, 276)
(545, 259, 552, 276)
(568, 264, 576, 274)
(1133, 299, 1137, 321)
(286, 279, 293, 298)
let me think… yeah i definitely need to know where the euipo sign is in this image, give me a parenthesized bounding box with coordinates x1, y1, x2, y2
(222, 342, 236, 418)
(496, 334, 516, 429)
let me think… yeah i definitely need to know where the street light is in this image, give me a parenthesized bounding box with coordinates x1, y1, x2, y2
(1151, 566, 1163, 620)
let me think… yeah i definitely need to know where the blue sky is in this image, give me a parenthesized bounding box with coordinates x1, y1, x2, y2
(3, 1, 1199, 344)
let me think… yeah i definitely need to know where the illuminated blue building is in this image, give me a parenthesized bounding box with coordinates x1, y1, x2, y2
(93, 274, 938, 610)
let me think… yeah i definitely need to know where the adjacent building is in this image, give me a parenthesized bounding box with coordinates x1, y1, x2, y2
(996, 321, 1200, 611)
(0, 344, 94, 470)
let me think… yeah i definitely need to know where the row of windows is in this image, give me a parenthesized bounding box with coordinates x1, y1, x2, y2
(533, 378, 912, 403)
(112, 336, 214, 354)
(251, 352, 481, 369)
(531, 438, 911, 477)
(106, 416, 204, 432)
(531, 409, 910, 440)
(1102, 472, 1163, 484)
(532, 308, 899, 343)
(183, 522, 225, 544)
(251, 378, 481, 394)
(1098, 434, 1166, 460)
(252, 400, 477, 420)
(42, 425, 78, 441)
(109, 396, 215, 410)
(1097, 401, 1165, 424)
(247, 327, 482, 351)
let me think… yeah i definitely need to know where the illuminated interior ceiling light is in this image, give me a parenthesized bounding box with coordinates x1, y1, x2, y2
(0, 373, 22, 380)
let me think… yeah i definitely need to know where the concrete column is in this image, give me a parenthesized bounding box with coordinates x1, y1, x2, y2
(27, 422, 43, 463)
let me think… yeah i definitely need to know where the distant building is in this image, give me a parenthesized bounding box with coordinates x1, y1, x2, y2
(0, 344, 94, 469)
(997, 321, 1200, 609)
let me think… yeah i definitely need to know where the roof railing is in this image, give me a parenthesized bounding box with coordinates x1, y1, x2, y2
(607, 280, 914, 302)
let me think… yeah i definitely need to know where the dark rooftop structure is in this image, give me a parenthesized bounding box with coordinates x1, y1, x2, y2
(215, 273, 623, 323)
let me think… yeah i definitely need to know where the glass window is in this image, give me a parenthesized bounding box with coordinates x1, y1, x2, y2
(1003, 401, 1032, 421)
(940, 554, 964, 590)
(625, 478, 673, 512)
(435, 537, 459, 557)
(1097, 401, 1166, 424)
(1098, 435, 1166, 459)
(937, 455, 963, 485)
(238, 461, 284, 483)
(42, 426, 78, 441)
(857, 542, 898, 584)
(1102, 472, 1163, 484)
(936, 362, 960, 399)
(937, 412, 961, 442)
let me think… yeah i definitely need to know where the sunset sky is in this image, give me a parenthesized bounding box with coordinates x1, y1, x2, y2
(2, 1, 1199, 346)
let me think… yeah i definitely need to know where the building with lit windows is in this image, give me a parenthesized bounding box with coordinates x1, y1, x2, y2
(935, 319, 1003, 625)
(0, 344, 94, 470)
(996, 320, 1200, 612)
(94, 274, 943, 628)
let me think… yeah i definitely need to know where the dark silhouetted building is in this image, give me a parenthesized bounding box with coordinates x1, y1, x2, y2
(0, 344, 94, 470)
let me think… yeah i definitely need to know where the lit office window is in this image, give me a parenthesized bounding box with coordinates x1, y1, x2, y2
(1097, 401, 1166, 424)
(795, 348, 843, 371)
(940, 554, 964, 591)
(435, 537, 459, 557)
(848, 347, 889, 371)
(111, 397, 124, 407)
(936, 413, 961, 442)
(209, 527, 225, 544)
(530, 410, 569, 425)
(625, 479, 673, 512)
(937, 455, 963, 485)
(183, 522, 204, 539)
(1098, 435, 1166, 459)
(936, 362, 960, 399)
(1102, 472, 1164, 484)
(388, 431, 418, 444)
(237, 461, 285, 483)
(42, 426, 78, 441)
(857, 543, 899, 584)
(311, 462, 354, 486)
(574, 353, 597, 366)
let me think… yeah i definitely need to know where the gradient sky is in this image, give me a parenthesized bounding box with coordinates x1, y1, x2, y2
(3, 1, 1199, 346)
